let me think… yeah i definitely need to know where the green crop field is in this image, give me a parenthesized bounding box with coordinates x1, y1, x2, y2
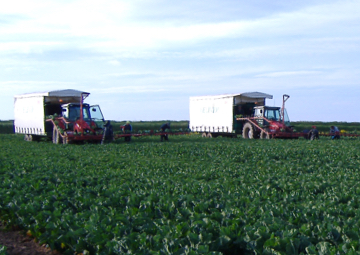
(1, 133, 360, 254)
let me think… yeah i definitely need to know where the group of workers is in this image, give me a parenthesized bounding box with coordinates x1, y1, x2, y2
(307, 125, 340, 140)
(103, 120, 342, 144)
(101, 121, 171, 144)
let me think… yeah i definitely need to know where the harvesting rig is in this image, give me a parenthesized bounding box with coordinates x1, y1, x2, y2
(14, 89, 190, 144)
(237, 94, 303, 139)
(14, 90, 106, 144)
(190, 92, 303, 139)
(14, 89, 356, 144)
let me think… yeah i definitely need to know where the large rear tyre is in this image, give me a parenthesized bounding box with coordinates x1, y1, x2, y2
(242, 122, 255, 139)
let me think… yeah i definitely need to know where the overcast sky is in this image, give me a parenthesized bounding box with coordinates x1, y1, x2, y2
(1, 0, 359, 122)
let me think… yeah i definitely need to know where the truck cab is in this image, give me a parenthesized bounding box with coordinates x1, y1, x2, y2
(61, 103, 105, 129)
(254, 106, 291, 127)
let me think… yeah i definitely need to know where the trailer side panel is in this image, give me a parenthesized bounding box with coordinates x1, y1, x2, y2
(189, 96, 234, 133)
(14, 96, 46, 135)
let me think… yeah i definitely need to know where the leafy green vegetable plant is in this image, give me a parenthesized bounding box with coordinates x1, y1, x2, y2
(0, 134, 360, 254)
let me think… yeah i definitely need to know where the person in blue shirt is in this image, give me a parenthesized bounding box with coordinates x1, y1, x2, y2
(160, 122, 170, 141)
(330, 126, 340, 139)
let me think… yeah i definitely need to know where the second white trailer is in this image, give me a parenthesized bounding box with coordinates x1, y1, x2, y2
(189, 92, 273, 137)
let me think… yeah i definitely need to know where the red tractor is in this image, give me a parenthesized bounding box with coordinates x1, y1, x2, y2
(237, 94, 302, 139)
(46, 92, 106, 144)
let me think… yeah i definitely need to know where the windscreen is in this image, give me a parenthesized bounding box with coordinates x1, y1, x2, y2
(265, 109, 281, 121)
(67, 104, 91, 121)
(90, 105, 105, 128)
(90, 105, 104, 121)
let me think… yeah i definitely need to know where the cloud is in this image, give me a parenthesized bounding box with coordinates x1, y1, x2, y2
(108, 60, 121, 66)
(0, 0, 359, 122)
(0, 81, 77, 94)
(1, 0, 359, 56)
(256, 70, 324, 78)
(85, 0, 360, 57)
(0, 42, 64, 55)
(91, 85, 167, 94)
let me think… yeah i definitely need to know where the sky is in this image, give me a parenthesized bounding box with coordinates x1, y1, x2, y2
(1, 0, 359, 122)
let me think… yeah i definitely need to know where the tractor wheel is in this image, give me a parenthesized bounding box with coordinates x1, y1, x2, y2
(52, 128, 61, 144)
(260, 130, 270, 139)
(242, 122, 254, 139)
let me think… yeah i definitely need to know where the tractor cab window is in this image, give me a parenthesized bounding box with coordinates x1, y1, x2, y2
(90, 105, 105, 128)
(254, 108, 263, 117)
(265, 108, 281, 121)
(68, 106, 81, 121)
(62, 107, 69, 118)
(90, 105, 104, 121)
(282, 109, 291, 126)
(65, 104, 91, 121)
(263, 107, 291, 126)
(63, 105, 79, 121)
(82, 106, 91, 121)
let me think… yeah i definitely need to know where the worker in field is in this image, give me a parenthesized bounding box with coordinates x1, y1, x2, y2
(330, 125, 340, 139)
(308, 126, 319, 140)
(160, 122, 171, 141)
(101, 120, 114, 144)
(123, 121, 132, 142)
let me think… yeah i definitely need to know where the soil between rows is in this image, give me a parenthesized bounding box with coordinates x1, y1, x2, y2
(0, 221, 61, 255)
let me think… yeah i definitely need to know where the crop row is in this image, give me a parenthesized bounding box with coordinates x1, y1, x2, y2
(1, 135, 360, 254)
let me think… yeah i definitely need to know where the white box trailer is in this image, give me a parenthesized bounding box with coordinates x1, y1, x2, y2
(189, 92, 273, 137)
(14, 89, 88, 141)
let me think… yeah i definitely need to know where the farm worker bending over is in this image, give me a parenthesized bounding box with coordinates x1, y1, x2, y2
(101, 121, 114, 144)
(123, 121, 132, 142)
(308, 126, 319, 140)
(160, 122, 171, 141)
(330, 126, 340, 139)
